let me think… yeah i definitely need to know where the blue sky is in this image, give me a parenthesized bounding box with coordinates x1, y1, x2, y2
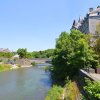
(0, 0, 100, 51)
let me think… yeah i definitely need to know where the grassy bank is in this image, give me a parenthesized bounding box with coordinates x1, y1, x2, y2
(0, 64, 12, 72)
(45, 79, 81, 100)
(45, 85, 63, 100)
(64, 80, 81, 100)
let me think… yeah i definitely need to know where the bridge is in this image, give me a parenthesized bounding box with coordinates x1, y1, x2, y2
(30, 58, 52, 64)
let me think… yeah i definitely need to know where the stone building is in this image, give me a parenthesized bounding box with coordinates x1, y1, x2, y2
(71, 6, 100, 35)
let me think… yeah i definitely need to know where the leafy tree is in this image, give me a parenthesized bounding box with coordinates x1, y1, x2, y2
(52, 32, 73, 83)
(94, 38, 100, 54)
(17, 48, 27, 58)
(0, 52, 13, 58)
(93, 23, 100, 61)
(70, 30, 98, 69)
(26, 52, 33, 59)
(45, 49, 54, 58)
(94, 38, 100, 62)
(52, 30, 99, 84)
(32, 49, 54, 58)
(33, 51, 41, 58)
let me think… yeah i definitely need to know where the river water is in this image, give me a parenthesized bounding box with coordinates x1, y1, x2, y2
(0, 63, 51, 100)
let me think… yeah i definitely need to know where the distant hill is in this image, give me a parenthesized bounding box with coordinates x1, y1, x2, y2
(0, 48, 11, 52)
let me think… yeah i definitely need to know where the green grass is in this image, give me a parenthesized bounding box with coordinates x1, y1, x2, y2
(45, 85, 63, 100)
(0, 64, 12, 72)
(64, 80, 80, 100)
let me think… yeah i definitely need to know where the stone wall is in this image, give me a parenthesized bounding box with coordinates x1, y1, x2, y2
(89, 16, 100, 34)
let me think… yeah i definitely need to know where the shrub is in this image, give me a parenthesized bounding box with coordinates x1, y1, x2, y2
(64, 80, 80, 100)
(84, 78, 100, 100)
(31, 62, 36, 66)
(0, 64, 12, 72)
(44, 66, 50, 72)
(16, 64, 21, 68)
(45, 85, 63, 100)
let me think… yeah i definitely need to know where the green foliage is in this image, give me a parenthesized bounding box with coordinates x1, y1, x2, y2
(84, 78, 100, 100)
(94, 38, 100, 56)
(16, 49, 54, 59)
(44, 66, 50, 72)
(16, 64, 21, 68)
(0, 52, 13, 58)
(26, 52, 33, 58)
(45, 85, 63, 100)
(0, 59, 2, 62)
(32, 49, 54, 58)
(52, 30, 99, 84)
(45, 49, 54, 58)
(17, 48, 27, 58)
(31, 62, 36, 66)
(97, 65, 100, 68)
(0, 64, 12, 72)
(64, 80, 80, 100)
(33, 51, 41, 58)
(94, 23, 100, 61)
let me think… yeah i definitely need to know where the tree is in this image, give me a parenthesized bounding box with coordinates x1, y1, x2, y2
(32, 49, 54, 58)
(52, 32, 73, 83)
(94, 38, 100, 62)
(52, 30, 99, 84)
(0, 52, 13, 58)
(93, 23, 100, 61)
(33, 51, 41, 58)
(26, 52, 33, 59)
(45, 49, 54, 58)
(70, 30, 98, 69)
(17, 48, 27, 58)
(94, 38, 100, 55)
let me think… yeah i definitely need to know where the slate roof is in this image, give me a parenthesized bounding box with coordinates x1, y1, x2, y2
(89, 8, 100, 14)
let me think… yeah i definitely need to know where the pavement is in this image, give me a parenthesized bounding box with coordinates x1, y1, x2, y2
(89, 73, 100, 82)
(80, 69, 100, 82)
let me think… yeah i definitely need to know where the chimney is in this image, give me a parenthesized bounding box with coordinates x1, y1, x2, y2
(89, 8, 93, 12)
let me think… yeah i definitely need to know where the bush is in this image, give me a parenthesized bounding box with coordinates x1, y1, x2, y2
(0, 59, 2, 62)
(0, 64, 12, 72)
(45, 85, 63, 100)
(31, 62, 36, 66)
(44, 66, 50, 72)
(84, 78, 100, 100)
(64, 80, 80, 100)
(16, 64, 21, 68)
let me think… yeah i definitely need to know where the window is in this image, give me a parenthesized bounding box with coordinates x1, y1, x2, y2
(98, 12, 100, 15)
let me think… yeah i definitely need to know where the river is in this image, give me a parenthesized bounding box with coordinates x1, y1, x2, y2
(0, 63, 51, 100)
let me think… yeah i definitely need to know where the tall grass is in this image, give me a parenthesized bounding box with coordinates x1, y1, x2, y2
(64, 81, 80, 100)
(0, 64, 12, 72)
(45, 85, 63, 100)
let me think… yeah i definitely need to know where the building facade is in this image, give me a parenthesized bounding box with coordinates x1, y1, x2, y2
(71, 6, 100, 35)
